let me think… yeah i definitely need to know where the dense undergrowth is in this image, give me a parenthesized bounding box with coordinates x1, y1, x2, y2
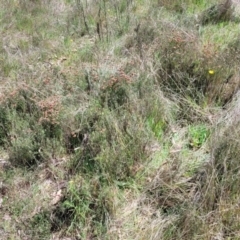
(1, 0, 240, 239)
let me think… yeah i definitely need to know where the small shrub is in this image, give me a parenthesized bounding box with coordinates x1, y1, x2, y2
(100, 69, 132, 109)
(9, 139, 41, 168)
(41, 121, 62, 139)
(64, 107, 100, 153)
(8, 125, 44, 168)
(37, 96, 62, 139)
(5, 87, 40, 118)
(0, 106, 11, 145)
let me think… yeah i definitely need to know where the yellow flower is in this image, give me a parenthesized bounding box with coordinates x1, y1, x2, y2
(208, 70, 215, 75)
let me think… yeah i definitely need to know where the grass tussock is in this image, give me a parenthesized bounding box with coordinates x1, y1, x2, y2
(1, 0, 240, 239)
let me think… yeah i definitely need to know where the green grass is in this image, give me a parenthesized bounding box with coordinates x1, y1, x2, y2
(188, 124, 210, 149)
(1, 0, 240, 239)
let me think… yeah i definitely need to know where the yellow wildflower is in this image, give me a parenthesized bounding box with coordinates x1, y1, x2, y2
(208, 70, 215, 75)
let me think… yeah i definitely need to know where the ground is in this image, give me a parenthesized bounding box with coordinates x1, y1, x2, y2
(1, 0, 240, 239)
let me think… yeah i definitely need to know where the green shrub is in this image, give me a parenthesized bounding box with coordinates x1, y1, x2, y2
(100, 75, 129, 109)
(0, 106, 11, 145)
(64, 107, 100, 153)
(8, 118, 45, 168)
(41, 121, 62, 139)
(1, 87, 64, 167)
(4, 87, 40, 118)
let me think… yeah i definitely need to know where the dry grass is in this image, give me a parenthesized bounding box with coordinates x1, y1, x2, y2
(1, 0, 240, 239)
